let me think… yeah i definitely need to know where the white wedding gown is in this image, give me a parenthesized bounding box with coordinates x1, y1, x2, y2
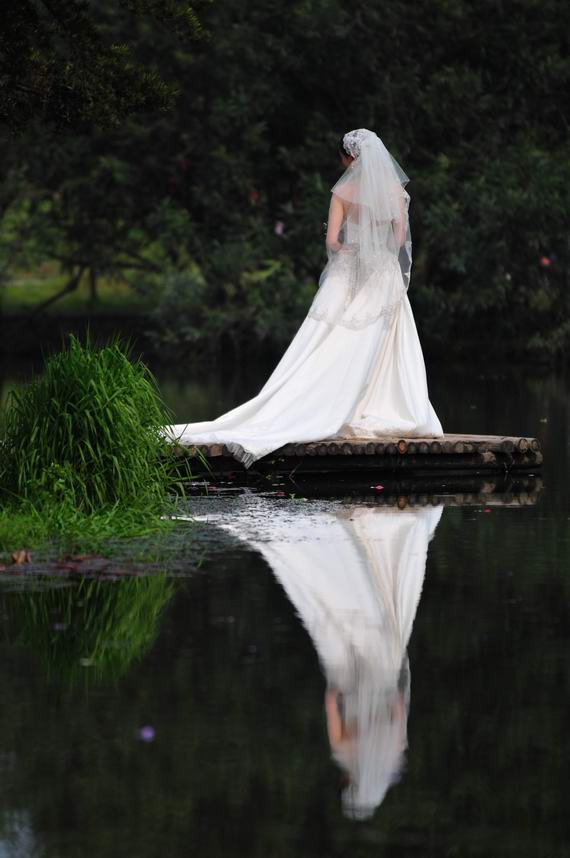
(167, 219, 443, 467)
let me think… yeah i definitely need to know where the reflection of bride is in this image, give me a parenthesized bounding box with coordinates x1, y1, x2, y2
(167, 129, 443, 467)
(202, 499, 443, 819)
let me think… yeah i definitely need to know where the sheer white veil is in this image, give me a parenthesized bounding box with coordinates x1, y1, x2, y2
(310, 128, 413, 331)
(333, 128, 412, 290)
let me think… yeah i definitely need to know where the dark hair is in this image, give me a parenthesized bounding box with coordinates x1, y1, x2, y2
(338, 136, 350, 158)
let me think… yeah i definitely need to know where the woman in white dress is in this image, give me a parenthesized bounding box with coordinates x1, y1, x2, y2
(167, 129, 443, 466)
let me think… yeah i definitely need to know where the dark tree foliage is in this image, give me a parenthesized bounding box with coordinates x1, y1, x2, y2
(2, 0, 570, 362)
(0, 0, 206, 131)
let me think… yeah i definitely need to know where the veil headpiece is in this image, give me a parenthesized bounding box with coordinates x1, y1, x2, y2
(342, 128, 370, 159)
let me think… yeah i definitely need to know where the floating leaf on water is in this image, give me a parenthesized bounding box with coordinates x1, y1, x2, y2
(11, 549, 32, 565)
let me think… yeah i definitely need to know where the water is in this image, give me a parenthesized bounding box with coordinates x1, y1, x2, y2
(0, 358, 568, 857)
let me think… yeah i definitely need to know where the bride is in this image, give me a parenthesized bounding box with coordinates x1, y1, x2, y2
(167, 128, 443, 467)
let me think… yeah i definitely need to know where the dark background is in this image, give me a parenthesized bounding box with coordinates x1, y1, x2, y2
(1, 0, 569, 364)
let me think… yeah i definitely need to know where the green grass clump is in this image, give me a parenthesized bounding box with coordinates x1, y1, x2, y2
(0, 334, 176, 514)
(0, 335, 193, 559)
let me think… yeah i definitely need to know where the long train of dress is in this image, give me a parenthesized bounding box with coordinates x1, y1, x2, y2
(167, 239, 443, 467)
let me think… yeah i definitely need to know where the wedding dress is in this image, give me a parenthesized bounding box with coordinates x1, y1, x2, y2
(195, 496, 444, 819)
(167, 129, 443, 467)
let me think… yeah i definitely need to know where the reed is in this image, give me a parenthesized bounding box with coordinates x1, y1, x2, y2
(0, 335, 178, 514)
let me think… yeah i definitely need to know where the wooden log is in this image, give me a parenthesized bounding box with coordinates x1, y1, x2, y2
(317, 444, 329, 456)
(375, 443, 386, 455)
(501, 439, 515, 453)
(294, 444, 306, 456)
(328, 443, 340, 455)
(341, 443, 353, 455)
(407, 442, 417, 454)
(365, 442, 376, 455)
(419, 442, 430, 454)
(430, 441, 442, 454)
(209, 444, 224, 457)
(386, 443, 397, 455)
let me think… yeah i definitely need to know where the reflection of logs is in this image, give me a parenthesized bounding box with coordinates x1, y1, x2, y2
(338, 481, 543, 508)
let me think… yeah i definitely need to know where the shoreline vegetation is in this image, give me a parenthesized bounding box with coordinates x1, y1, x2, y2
(0, 335, 193, 563)
(1, 4, 568, 367)
(1, 263, 568, 367)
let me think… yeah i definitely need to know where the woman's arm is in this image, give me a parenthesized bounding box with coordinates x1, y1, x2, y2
(391, 187, 408, 248)
(325, 689, 344, 746)
(326, 193, 344, 253)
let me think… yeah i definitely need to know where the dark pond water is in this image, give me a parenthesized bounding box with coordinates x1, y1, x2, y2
(0, 357, 569, 857)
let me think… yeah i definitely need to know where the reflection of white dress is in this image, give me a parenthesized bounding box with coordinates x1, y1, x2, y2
(200, 499, 444, 818)
(167, 220, 443, 467)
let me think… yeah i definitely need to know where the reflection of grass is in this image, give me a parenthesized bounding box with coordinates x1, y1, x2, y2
(10, 575, 175, 685)
(1, 265, 148, 315)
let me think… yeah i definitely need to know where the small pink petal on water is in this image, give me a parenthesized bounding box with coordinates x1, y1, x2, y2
(539, 256, 551, 267)
(484, 507, 492, 513)
(373, 485, 384, 491)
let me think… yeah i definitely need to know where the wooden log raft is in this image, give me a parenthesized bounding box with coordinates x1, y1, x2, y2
(171, 433, 543, 476)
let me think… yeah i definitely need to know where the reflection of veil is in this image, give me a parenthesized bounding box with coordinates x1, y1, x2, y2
(199, 500, 443, 819)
